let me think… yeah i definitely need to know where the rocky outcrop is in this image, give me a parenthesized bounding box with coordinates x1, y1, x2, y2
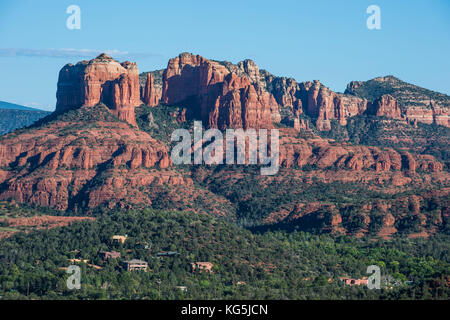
(368, 94, 402, 119)
(401, 152, 416, 172)
(142, 73, 161, 107)
(298, 81, 369, 130)
(156, 55, 450, 130)
(416, 155, 444, 172)
(345, 75, 450, 128)
(141, 54, 450, 131)
(231, 69, 450, 130)
(276, 128, 443, 173)
(161, 53, 277, 129)
(293, 118, 310, 131)
(162, 53, 227, 104)
(261, 187, 450, 238)
(405, 104, 450, 127)
(56, 53, 141, 125)
(259, 77, 370, 131)
(268, 77, 302, 109)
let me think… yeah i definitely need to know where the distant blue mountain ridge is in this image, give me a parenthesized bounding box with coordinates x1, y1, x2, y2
(0, 100, 47, 111)
(0, 101, 51, 135)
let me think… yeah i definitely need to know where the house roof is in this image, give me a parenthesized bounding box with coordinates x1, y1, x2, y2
(124, 259, 147, 264)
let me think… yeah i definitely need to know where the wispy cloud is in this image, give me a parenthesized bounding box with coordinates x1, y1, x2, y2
(0, 48, 162, 59)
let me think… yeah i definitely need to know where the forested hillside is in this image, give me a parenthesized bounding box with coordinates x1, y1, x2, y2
(0, 208, 448, 300)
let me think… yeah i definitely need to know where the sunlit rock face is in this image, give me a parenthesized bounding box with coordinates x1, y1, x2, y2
(56, 53, 141, 125)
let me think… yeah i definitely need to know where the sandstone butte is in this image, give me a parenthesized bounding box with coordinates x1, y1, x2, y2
(56, 53, 141, 126)
(0, 52, 448, 238)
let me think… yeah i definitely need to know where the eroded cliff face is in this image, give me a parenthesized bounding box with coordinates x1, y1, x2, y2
(161, 53, 277, 129)
(141, 73, 161, 107)
(274, 127, 444, 173)
(262, 77, 424, 131)
(250, 74, 371, 131)
(367, 94, 402, 119)
(405, 104, 449, 127)
(300, 81, 369, 130)
(345, 76, 450, 128)
(56, 53, 141, 125)
(220, 62, 450, 130)
(135, 53, 449, 131)
(263, 190, 448, 239)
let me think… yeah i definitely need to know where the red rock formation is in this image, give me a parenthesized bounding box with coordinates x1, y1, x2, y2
(401, 152, 416, 172)
(0, 100, 238, 214)
(158, 54, 448, 132)
(275, 128, 442, 173)
(405, 104, 449, 127)
(260, 184, 450, 237)
(266, 74, 449, 131)
(272, 78, 302, 109)
(300, 80, 369, 130)
(223, 59, 282, 123)
(161, 53, 276, 129)
(142, 73, 161, 107)
(1, 52, 448, 240)
(378, 213, 397, 239)
(416, 155, 444, 172)
(56, 53, 141, 125)
(369, 94, 402, 119)
(162, 53, 222, 104)
(158, 56, 449, 131)
(345, 76, 450, 128)
(293, 118, 310, 131)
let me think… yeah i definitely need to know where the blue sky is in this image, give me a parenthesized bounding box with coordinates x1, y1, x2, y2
(0, 0, 449, 111)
